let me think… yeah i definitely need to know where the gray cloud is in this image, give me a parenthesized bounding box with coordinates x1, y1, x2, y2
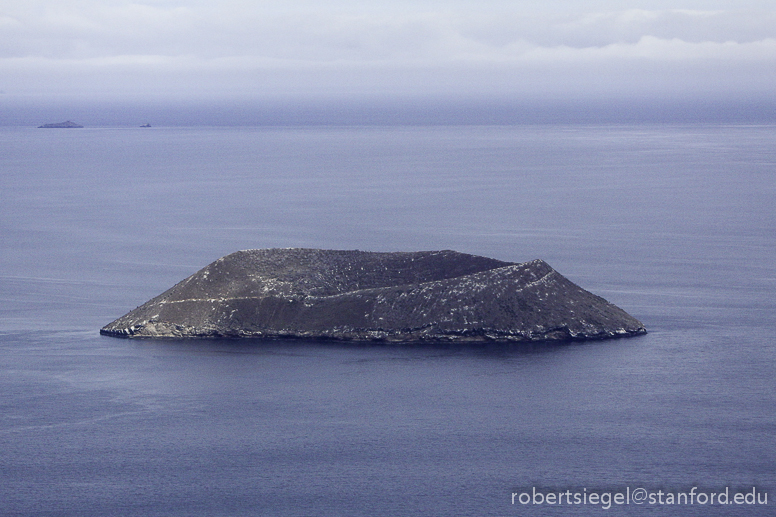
(1, 1, 774, 101)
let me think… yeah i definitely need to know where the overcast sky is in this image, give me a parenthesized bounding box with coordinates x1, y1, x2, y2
(2, 0, 775, 105)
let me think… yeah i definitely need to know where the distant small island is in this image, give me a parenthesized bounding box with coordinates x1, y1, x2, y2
(101, 248, 647, 343)
(38, 121, 83, 128)
(140, 123, 152, 127)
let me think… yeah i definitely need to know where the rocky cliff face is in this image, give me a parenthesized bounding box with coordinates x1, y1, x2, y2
(101, 248, 646, 343)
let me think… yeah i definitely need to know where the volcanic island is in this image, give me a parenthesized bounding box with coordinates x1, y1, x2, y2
(101, 248, 646, 343)
(38, 121, 84, 128)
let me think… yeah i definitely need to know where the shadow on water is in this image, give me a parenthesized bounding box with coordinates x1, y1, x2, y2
(112, 332, 648, 359)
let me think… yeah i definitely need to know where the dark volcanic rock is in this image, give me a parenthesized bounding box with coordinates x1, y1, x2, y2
(38, 121, 83, 128)
(100, 248, 646, 343)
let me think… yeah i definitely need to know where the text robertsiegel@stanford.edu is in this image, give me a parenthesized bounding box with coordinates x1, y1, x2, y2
(512, 486, 767, 510)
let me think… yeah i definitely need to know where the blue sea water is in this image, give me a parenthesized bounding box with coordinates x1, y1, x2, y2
(1, 123, 774, 516)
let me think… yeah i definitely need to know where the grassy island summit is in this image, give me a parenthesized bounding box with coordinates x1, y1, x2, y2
(101, 248, 646, 343)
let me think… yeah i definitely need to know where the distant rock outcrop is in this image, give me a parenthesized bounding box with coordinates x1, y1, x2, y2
(38, 121, 83, 128)
(101, 248, 646, 343)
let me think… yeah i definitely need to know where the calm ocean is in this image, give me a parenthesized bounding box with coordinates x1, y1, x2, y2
(1, 124, 774, 516)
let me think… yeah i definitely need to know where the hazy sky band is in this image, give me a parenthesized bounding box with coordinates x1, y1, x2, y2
(1, 1, 774, 103)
